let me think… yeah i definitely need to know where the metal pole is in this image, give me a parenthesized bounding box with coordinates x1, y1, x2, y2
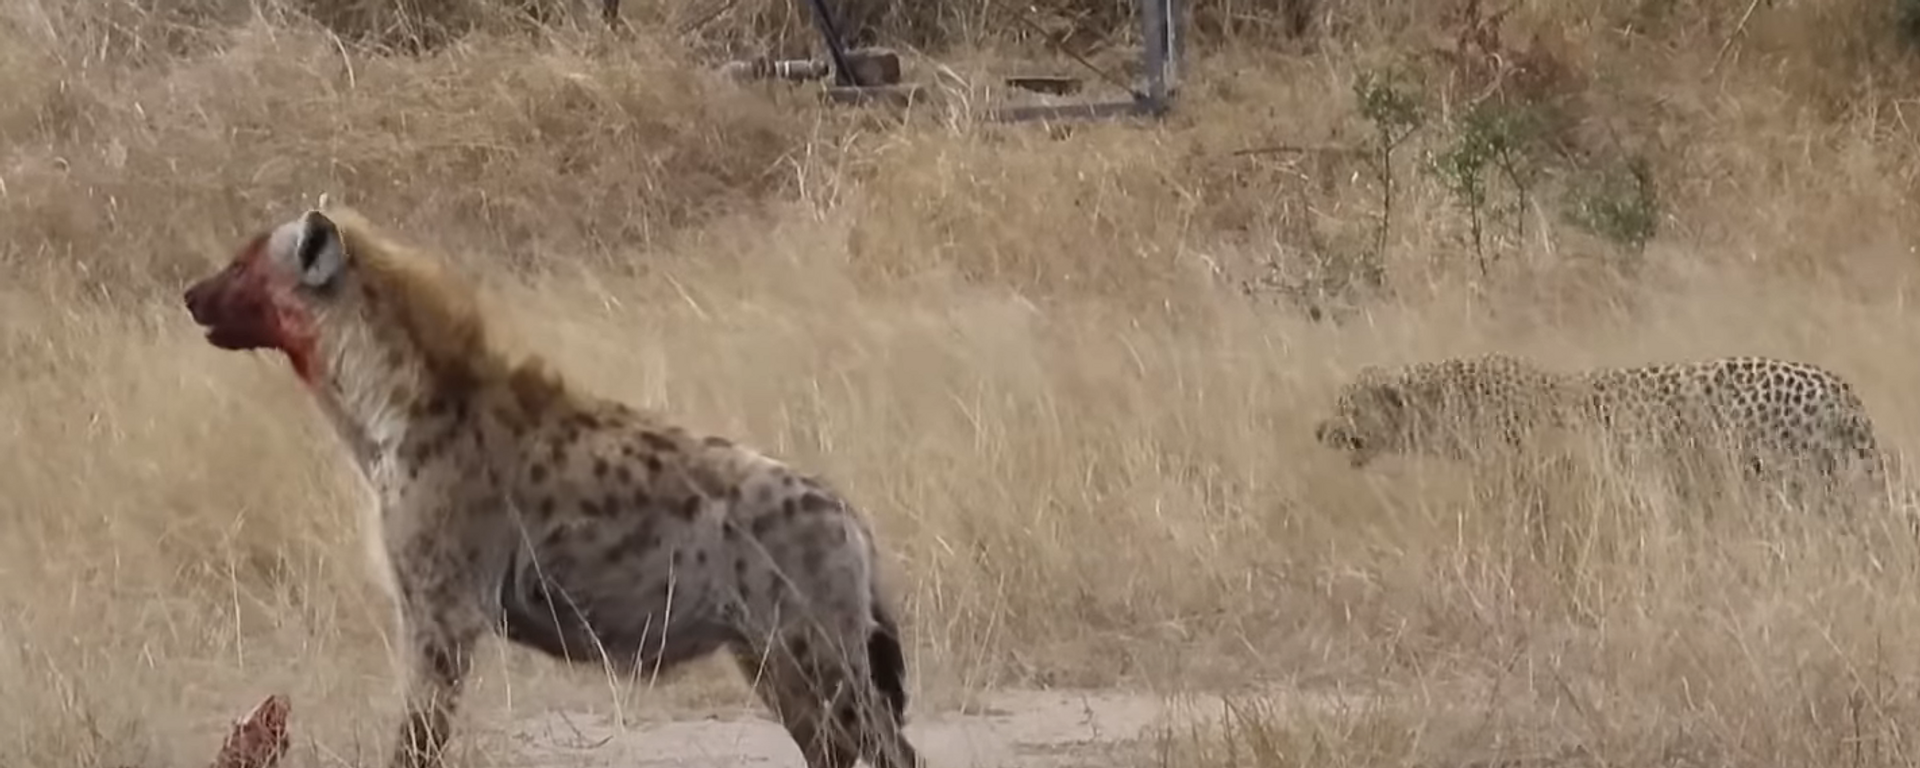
(1140, 0, 1166, 110)
(1163, 0, 1181, 98)
(800, 0, 859, 87)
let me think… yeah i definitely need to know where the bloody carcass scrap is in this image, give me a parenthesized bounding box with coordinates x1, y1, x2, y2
(208, 694, 290, 768)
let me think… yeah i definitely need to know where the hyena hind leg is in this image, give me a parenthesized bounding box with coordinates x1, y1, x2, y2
(728, 626, 921, 768)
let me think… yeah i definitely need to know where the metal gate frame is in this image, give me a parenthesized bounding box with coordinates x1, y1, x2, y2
(986, 0, 1183, 122)
(609, 0, 1185, 122)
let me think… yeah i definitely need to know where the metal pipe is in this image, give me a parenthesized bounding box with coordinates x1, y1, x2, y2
(799, 0, 859, 87)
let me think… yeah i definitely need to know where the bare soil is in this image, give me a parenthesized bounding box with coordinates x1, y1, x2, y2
(505, 688, 1176, 768)
(505, 687, 1358, 768)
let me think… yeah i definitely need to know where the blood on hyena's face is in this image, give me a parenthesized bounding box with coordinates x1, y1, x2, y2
(184, 234, 288, 352)
(183, 211, 348, 374)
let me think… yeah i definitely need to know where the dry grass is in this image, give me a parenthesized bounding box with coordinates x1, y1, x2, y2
(7, 0, 1920, 766)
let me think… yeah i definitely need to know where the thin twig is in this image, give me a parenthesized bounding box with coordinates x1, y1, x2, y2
(1709, 0, 1764, 75)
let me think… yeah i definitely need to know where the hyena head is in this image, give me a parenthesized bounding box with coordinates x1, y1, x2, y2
(183, 203, 375, 384)
(182, 200, 500, 399)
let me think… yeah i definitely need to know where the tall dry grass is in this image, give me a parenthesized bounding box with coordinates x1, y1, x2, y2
(5, 0, 1920, 766)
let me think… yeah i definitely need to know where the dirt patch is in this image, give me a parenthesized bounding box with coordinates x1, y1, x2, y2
(504, 687, 1279, 768)
(507, 687, 1171, 767)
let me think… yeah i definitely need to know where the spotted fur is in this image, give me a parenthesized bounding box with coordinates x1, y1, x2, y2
(183, 202, 922, 768)
(1565, 356, 1890, 507)
(1314, 352, 1890, 510)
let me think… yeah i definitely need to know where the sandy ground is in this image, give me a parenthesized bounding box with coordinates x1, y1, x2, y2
(503, 686, 1371, 768)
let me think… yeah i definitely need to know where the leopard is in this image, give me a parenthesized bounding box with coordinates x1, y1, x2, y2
(1313, 352, 1892, 513)
(181, 201, 924, 768)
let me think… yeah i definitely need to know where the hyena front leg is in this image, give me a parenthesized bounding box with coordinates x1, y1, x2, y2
(386, 571, 493, 768)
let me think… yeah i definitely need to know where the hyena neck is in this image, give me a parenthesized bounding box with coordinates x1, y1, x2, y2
(309, 327, 435, 473)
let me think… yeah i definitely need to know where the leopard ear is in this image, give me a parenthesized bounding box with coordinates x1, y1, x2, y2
(1382, 384, 1413, 414)
(1375, 382, 1407, 412)
(1352, 369, 1408, 416)
(295, 210, 346, 290)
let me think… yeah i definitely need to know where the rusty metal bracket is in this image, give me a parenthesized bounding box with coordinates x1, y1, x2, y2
(798, 0, 861, 86)
(987, 0, 1183, 123)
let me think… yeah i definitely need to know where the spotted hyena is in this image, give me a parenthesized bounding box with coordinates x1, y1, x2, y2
(181, 201, 923, 768)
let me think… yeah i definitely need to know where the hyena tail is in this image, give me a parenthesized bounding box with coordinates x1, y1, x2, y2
(868, 597, 911, 724)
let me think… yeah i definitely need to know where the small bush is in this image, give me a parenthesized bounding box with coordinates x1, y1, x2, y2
(1565, 155, 1660, 256)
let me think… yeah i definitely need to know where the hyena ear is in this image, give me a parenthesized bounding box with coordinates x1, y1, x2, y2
(296, 210, 346, 290)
